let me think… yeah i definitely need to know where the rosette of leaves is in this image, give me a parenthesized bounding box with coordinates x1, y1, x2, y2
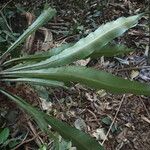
(0, 6, 149, 150)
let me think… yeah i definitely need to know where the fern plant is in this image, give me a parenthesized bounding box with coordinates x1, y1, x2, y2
(0, 7, 149, 150)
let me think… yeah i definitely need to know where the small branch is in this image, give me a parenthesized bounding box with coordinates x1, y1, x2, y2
(139, 96, 150, 118)
(101, 94, 125, 145)
(12, 131, 42, 150)
(27, 120, 43, 147)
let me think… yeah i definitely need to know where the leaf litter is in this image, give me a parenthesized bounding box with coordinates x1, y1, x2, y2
(0, 0, 150, 150)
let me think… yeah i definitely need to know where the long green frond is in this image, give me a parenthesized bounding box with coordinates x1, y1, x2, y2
(1, 66, 150, 96)
(8, 14, 143, 71)
(0, 89, 104, 150)
(0, 7, 56, 62)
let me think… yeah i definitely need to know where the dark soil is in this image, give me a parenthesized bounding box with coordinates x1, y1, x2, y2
(0, 0, 149, 150)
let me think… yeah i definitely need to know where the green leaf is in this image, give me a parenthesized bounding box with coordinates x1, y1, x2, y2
(0, 128, 10, 144)
(0, 89, 52, 135)
(2, 66, 150, 96)
(38, 144, 47, 150)
(101, 117, 112, 126)
(10, 14, 143, 71)
(10, 43, 131, 63)
(0, 89, 104, 150)
(44, 115, 103, 150)
(101, 117, 121, 133)
(0, 7, 56, 61)
(2, 43, 74, 67)
(90, 44, 133, 58)
(0, 78, 66, 88)
(58, 138, 72, 150)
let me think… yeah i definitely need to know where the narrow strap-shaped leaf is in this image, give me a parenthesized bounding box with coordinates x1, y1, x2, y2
(90, 44, 133, 58)
(1, 66, 150, 96)
(3, 43, 131, 67)
(0, 89, 104, 150)
(0, 78, 66, 88)
(44, 113, 103, 150)
(0, 7, 56, 62)
(2, 43, 74, 67)
(0, 89, 49, 133)
(9, 14, 143, 71)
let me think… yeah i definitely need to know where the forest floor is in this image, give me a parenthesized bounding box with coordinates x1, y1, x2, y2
(0, 0, 150, 150)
